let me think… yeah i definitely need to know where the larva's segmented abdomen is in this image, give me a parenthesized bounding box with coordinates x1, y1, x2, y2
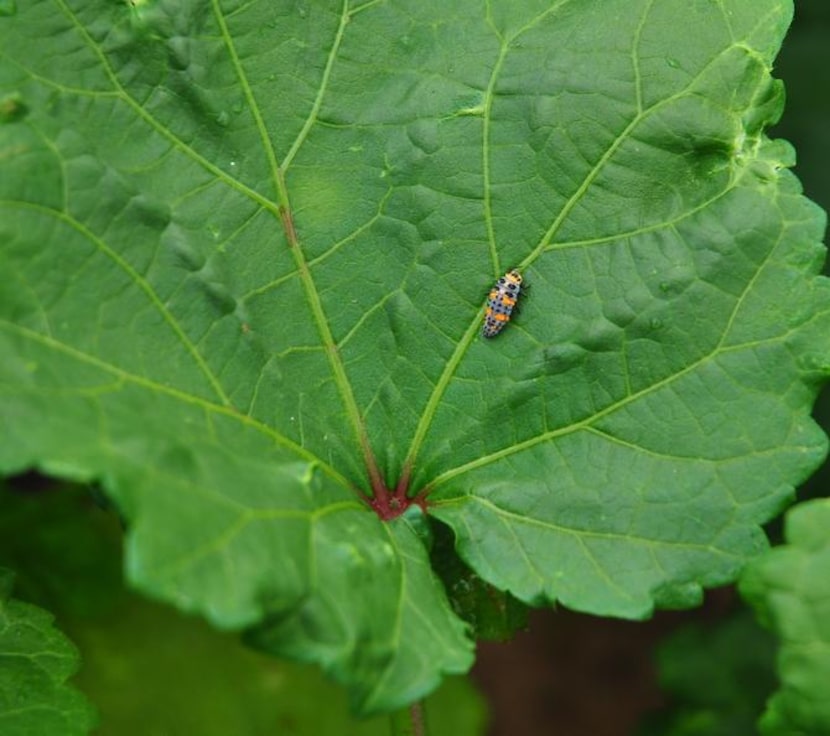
(482, 269, 523, 338)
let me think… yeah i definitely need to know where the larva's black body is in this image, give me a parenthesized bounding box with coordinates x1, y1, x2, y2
(482, 269, 523, 338)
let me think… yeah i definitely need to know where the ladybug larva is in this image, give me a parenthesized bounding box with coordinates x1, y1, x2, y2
(482, 268, 523, 338)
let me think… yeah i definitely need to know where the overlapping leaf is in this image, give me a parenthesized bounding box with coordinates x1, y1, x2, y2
(0, 568, 96, 735)
(1, 0, 828, 712)
(0, 484, 486, 735)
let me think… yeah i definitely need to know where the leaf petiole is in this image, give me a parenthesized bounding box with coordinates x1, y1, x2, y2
(389, 701, 428, 736)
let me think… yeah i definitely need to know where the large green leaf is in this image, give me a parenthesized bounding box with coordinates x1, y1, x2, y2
(0, 568, 96, 736)
(740, 499, 830, 735)
(1, 0, 828, 712)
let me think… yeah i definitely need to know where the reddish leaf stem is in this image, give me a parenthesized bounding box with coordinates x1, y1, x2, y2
(275, 175, 389, 514)
(389, 701, 428, 736)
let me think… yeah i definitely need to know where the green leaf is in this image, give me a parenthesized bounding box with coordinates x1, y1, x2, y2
(0, 478, 485, 736)
(1, 0, 828, 712)
(0, 484, 486, 736)
(637, 609, 776, 736)
(740, 499, 830, 735)
(0, 568, 96, 736)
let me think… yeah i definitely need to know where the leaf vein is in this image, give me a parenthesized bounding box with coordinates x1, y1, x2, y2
(1, 320, 356, 492)
(6, 200, 231, 407)
(282, 0, 351, 171)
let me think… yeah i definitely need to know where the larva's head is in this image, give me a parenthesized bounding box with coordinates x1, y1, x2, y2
(506, 269, 523, 284)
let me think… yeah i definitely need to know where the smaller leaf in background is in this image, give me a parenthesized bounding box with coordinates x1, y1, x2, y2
(243, 505, 474, 715)
(740, 499, 830, 736)
(0, 567, 96, 736)
(637, 609, 776, 736)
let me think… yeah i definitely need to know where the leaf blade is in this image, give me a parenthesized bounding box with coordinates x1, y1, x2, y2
(0, 568, 96, 736)
(2, 0, 829, 713)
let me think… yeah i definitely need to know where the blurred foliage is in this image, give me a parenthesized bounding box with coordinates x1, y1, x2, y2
(0, 565, 96, 736)
(0, 481, 486, 736)
(637, 611, 777, 736)
(740, 499, 830, 735)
